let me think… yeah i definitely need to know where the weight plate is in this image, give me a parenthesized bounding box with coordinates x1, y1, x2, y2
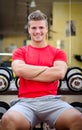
(0, 67, 12, 80)
(15, 77, 20, 89)
(70, 102, 82, 113)
(58, 80, 62, 89)
(67, 73, 82, 92)
(65, 67, 82, 79)
(0, 101, 10, 119)
(7, 67, 14, 80)
(0, 74, 10, 92)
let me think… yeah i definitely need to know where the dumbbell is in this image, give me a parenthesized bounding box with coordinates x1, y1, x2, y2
(66, 67, 82, 92)
(0, 101, 10, 119)
(0, 73, 10, 93)
(0, 67, 12, 80)
(70, 102, 82, 113)
(15, 77, 20, 89)
(0, 67, 11, 93)
(58, 78, 67, 91)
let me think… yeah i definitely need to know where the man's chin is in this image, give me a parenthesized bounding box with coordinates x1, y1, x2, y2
(34, 39, 42, 43)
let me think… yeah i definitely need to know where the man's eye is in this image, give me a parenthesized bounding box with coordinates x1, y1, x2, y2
(40, 27, 44, 29)
(32, 27, 36, 29)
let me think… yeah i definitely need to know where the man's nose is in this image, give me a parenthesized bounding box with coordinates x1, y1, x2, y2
(36, 28, 40, 33)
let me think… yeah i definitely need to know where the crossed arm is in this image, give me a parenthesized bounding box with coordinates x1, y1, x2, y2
(12, 60, 67, 82)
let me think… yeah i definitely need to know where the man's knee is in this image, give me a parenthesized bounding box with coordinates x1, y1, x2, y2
(1, 112, 13, 129)
(70, 113, 82, 129)
(55, 108, 82, 130)
(1, 112, 21, 130)
(1, 110, 31, 130)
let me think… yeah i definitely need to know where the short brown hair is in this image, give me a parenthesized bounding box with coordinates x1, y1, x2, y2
(28, 10, 48, 27)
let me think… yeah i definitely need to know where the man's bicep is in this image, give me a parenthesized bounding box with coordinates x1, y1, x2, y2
(12, 60, 25, 76)
(12, 60, 25, 69)
(53, 60, 67, 67)
(53, 60, 68, 75)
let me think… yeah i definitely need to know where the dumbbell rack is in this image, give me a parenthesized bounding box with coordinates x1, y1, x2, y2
(0, 53, 82, 95)
(0, 53, 82, 117)
(0, 72, 82, 95)
(0, 53, 82, 112)
(0, 86, 82, 95)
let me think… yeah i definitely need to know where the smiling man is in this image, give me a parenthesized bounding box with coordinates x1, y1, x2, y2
(0, 10, 82, 130)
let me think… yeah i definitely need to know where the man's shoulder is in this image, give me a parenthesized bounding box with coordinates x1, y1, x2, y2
(16, 45, 29, 51)
(48, 45, 66, 56)
(48, 44, 58, 51)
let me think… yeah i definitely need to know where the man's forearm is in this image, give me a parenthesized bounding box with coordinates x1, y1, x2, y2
(32, 62, 67, 82)
(32, 66, 61, 82)
(12, 60, 67, 81)
(12, 60, 48, 79)
(22, 64, 48, 79)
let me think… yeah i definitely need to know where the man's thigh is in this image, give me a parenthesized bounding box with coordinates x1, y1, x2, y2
(0, 110, 30, 130)
(41, 98, 72, 128)
(9, 99, 40, 128)
(55, 107, 81, 130)
(8, 96, 73, 129)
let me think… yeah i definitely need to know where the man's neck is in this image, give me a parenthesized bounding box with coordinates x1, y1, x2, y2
(30, 41, 47, 48)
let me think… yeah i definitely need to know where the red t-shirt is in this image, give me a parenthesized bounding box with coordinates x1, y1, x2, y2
(12, 45, 67, 98)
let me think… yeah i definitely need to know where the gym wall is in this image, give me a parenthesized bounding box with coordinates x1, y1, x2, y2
(52, 1, 82, 68)
(2, 1, 82, 68)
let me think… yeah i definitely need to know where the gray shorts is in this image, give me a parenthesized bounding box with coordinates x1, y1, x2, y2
(9, 95, 73, 128)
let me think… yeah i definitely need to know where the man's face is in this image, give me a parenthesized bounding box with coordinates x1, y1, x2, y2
(28, 20, 48, 42)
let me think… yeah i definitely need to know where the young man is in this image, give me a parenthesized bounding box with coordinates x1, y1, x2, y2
(0, 10, 82, 130)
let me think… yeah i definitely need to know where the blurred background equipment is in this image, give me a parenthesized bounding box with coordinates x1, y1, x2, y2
(0, 73, 10, 93)
(70, 102, 82, 113)
(66, 67, 82, 92)
(0, 101, 10, 119)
